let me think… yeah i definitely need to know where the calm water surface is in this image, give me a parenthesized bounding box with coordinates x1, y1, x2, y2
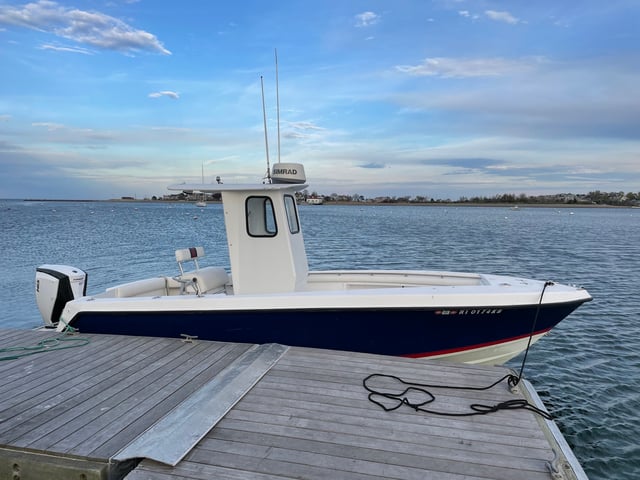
(1, 199, 638, 479)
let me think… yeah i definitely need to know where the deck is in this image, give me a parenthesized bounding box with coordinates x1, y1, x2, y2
(0, 328, 587, 479)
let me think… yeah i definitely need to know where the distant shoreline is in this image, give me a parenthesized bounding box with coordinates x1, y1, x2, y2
(326, 201, 628, 208)
(16, 198, 633, 208)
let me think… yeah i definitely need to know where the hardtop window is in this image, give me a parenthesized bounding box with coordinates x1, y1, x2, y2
(284, 195, 300, 234)
(246, 196, 277, 237)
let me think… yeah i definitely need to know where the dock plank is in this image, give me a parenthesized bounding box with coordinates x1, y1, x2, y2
(225, 395, 548, 451)
(128, 461, 301, 480)
(2, 335, 204, 443)
(0, 332, 161, 400)
(221, 405, 548, 451)
(0, 334, 165, 417)
(252, 375, 533, 425)
(212, 420, 547, 469)
(191, 436, 550, 480)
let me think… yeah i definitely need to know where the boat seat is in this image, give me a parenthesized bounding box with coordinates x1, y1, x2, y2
(178, 266, 229, 294)
(176, 246, 206, 273)
(175, 247, 229, 294)
(107, 277, 168, 298)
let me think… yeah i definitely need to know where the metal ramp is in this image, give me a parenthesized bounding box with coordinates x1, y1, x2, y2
(113, 342, 288, 466)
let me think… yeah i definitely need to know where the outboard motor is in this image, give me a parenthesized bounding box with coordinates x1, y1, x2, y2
(35, 265, 87, 327)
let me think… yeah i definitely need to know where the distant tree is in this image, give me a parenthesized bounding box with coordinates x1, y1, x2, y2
(588, 190, 605, 204)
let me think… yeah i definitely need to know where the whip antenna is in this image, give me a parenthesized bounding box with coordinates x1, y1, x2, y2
(275, 48, 281, 164)
(260, 75, 271, 183)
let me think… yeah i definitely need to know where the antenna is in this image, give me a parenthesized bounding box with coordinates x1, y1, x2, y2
(275, 48, 281, 164)
(260, 75, 271, 183)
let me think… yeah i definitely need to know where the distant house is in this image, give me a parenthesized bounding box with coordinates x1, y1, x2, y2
(306, 197, 323, 205)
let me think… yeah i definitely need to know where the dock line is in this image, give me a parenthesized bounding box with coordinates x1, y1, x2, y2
(0, 327, 89, 361)
(363, 372, 552, 419)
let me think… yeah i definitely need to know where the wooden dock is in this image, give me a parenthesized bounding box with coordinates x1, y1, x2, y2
(0, 328, 587, 480)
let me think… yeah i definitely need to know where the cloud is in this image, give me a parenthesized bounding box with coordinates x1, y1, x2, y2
(354, 11, 380, 28)
(0, 114, 11, 121)
(39, 43, 93, 54)
(359, 162, 385, 169)
(0, 140, 121, 199)
(425, 158, 506, 170)
(458, 10, 479, 20)
(32, 121, 65, 130)
(458, 10, 480, 20)
(288, 121, 324, 131)
(148, 91, 179, 99)
(395, 57, 539, 78)
(0, 0, 171, 55)
(283, 120, 326, 140)
(485, 10, 520, 25)
(391, 56, 640, 141)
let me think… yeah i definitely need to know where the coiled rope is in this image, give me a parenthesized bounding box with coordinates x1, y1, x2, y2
(363, 280, 554, 419)
(363, 372, 552, 419)
(0, 326, 90, 361)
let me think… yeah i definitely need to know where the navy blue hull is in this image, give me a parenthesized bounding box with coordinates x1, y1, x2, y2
(69, 301, 585, 357)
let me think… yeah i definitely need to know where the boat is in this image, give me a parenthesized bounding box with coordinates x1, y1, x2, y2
(306, 196, 323, 205)
(34, 162, 591, 365)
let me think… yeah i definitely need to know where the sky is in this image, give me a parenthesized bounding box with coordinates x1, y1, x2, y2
(1, 0, 639, 200)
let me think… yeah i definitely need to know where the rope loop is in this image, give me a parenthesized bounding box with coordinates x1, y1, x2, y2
(0, 329, 90, 361)
(363, 373, 552, 420)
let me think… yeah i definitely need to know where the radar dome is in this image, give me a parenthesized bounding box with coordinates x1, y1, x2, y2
(271, 163, 306, 184)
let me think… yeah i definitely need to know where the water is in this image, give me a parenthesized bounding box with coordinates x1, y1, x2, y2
(1, 199, 638, 479)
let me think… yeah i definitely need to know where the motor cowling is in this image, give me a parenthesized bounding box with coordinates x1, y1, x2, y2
(36, 265, 87, 327)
